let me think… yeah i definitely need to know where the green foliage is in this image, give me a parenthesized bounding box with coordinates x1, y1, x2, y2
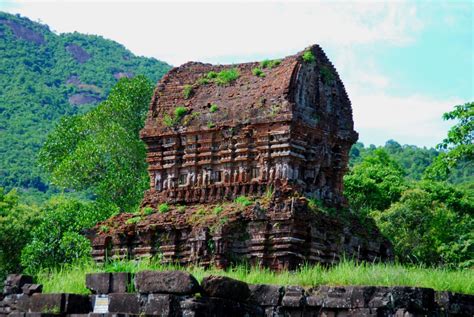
(158, 203, 169, 213)
(372, 185, 473, 268)
(196, 77, 210, 85)
(260, 59, 281, 69)
(425, 102, 473, 180)
(207, 122, 215, 128)
(344, 149, 407, 214)
(252, 67, 266, 77)
(37, 258, 474, 295)
(182, 84, 194, 99)
(302, 50, 316, 63)
(20, 196, 116, 274)
(196, 69, 239, 87)
(209, 104, 219, 113)
(174, 106, 187, 119)
(99, 225, 109, 233)
(206, 71, 218, 79)
(235, 196, 252, 207)
(215, 68, 240, 86)
(0, 12, 171, 196)
(125, 216, 141, 224)
(38, 76, 154, 211)
(163, 106, 188, 127)
(320, 65, 335, 83)
(142, 207, 154, 216)
(213, 205, 223, 215)
(0, 188, 41, 282)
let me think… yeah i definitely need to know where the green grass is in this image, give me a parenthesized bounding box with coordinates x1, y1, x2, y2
(209, 104, 219, 113)
(252, 67, 266, 78)
(260, 59, 281, 69)
(215, 68, 240, 86)
(302, 50, 316, 63)
(183, 85, 194, 99)
(36, 259, 474, 295)
(158, 203, 170, 213)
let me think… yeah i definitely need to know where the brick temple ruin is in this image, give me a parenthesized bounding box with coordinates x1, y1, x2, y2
(140, 45, 356, 208)
(89, 45, 393, 268)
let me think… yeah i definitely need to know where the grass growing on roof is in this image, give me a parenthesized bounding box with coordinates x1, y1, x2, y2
(260, 59, 281, 69)
(252, 67, 266, 78)
(302, 50, 316, 63)
(36, 258, 474, 295)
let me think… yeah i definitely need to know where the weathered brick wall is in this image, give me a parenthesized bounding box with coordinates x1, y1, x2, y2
(90, 196, 392, 270)
(2, 273, 473, 316)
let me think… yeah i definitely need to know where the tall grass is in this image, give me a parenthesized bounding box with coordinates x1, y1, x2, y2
(36, 259, 474, 295)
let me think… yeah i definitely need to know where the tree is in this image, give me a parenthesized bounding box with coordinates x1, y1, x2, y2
(344, 149, 407, 214)
(20, 196, 117, 274)
(425, 101, 473, 180)
(39, 76, 154, 211)
(372, 183, 473, 267)
(0, 188, 40, 282)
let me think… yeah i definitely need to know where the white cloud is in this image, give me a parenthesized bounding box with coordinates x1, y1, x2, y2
(351, 93, 463, 147)
(5, 1, 423, 65)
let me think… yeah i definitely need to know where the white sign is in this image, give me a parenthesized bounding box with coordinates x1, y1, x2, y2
(93, 295, 109, 314)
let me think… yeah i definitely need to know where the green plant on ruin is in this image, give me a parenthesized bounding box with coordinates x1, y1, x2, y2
(44, 305, 60, 314)
(260, 59, 281, 69)
(235, 195, 252, 207)
(195, 69, 240, 87)
(177, 205, 186, 213)
(209, 104, 219, 113)
(143, 207, 155, 216)
(207, 122, 215, 129)
(163, 106, 188, 127)
(270, 104, 281, 117)
(206, 71, 218, 79)
(158, 203, 170, 213)
(182, 111, 201, 126)
(264, 186, 274, 200)
(196, 208, 207, 216)
(215, 68, 240, 86)
(196, 77, 210, 85)
(99, 225, 109, 233)
(207, 239, 215, 253)
(320, 65, 335, 84)
(213, 205, 223, 215)
(183, 84, 194, 99)
(302, 50, 316, 63)
(126, 216, 141, 225)
(252, 67, 266, 78)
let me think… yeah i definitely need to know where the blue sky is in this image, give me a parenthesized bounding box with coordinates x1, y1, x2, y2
(1, 0, 472, 148)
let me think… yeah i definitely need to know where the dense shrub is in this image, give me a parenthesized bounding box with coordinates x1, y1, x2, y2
(20, 196, 117, 274)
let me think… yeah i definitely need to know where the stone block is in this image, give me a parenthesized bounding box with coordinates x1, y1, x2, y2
(281, 286, 305, 307)
(201, 275, 250, 302)
(27, 293, 90, 314)
(86, 273, 110, 294)
(135, 270, 199, 295)
(249, 284, 283, 306)
(3, 275, 33, 295)
(21, 284, 42, 296)
(108, 293, 140, 314)
(368, 286, 434, 312)
(86, 273, 130, 294)
(435, 291, 474, 316)
(143, 294, 180, 316)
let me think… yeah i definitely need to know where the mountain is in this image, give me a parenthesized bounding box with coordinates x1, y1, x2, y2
(0, 12, 171, 197)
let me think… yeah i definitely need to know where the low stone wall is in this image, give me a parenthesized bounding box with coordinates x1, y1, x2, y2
(1, 272, 473, 316)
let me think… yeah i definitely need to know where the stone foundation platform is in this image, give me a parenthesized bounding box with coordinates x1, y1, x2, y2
(2, 273, 473, 317)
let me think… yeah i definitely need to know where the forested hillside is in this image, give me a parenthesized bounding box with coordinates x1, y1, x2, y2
(0, 12, 171, 198)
